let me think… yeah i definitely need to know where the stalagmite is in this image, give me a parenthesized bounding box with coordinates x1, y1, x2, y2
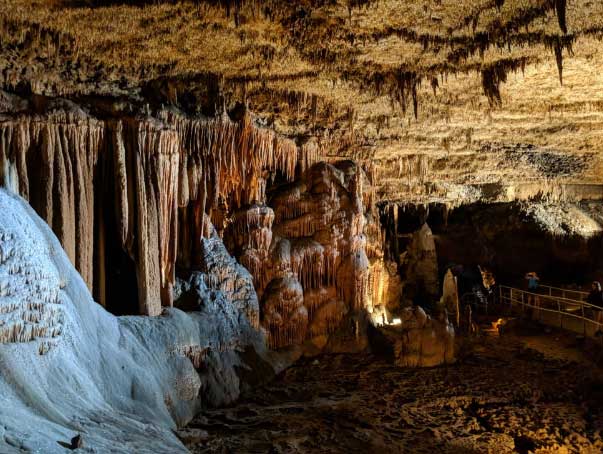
(227, 161, 374, 349)
(441, 269, 460, 327)
(393, 306, 455, 367)
(402, 223, 439, 305)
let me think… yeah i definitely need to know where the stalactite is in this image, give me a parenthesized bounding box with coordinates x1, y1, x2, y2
(554, 0, 567, 35)
(309, 299, 347, 337)
(481, 58, 530, 106)
(0, 105, 315, 316)
(230, 161, 374, 348)
(303, 287, 337, 321)
(261, 275, 307, 349)
(0, 114, 103, 291)
(554, 40, 563, 85)
(274, 213, 317, 238)
(290, 240, 325, 290)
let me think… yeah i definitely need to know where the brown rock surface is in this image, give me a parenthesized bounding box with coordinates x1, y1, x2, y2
(226, 161, 374, 350)
(184, 328, 603, 453)
(387, 306, 456, 368)
(3, 1, 603, 208)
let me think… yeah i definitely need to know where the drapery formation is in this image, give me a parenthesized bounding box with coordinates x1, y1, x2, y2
(0, 108, 310, 316)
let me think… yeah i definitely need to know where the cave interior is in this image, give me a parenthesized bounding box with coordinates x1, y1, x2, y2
(0, 0, 603, 453)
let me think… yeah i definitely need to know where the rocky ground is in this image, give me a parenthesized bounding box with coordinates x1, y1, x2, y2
(182, 324, 603, 453)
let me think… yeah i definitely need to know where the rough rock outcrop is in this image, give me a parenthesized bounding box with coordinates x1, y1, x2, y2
(227, 161, 371, 350)
(391, 306, 455, 368)
(0, 188, 272, 453)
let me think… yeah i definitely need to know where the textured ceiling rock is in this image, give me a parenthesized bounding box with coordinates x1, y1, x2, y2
(1, 0, 602, 205)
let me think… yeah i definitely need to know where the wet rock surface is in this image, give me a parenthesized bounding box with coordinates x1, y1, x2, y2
(185, 329, 603, 454)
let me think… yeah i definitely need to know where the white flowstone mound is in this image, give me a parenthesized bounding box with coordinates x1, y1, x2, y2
(0, 189, 270, 453)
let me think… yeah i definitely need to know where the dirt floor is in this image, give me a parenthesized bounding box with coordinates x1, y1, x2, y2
(182, 323, 603, 454)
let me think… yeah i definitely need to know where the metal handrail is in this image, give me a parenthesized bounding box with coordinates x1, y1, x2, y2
(500, 285, 593, 308)
(498, 285, 603, 337)
(535, 284, 589, 301)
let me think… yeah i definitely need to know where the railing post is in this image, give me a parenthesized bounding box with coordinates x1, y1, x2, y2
(582, 303, 586, 336)
(521, 291, 525, 316)
(558, 299, 562, 329)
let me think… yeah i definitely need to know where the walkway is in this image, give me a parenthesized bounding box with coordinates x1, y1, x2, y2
(498, 285, 602, 338)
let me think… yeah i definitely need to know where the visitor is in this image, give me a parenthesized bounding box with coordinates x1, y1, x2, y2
(524, 272, 540, 316)
(587, 282, 603, 328)
(525, 272, 540, 291)
(587, 282, 603, 308)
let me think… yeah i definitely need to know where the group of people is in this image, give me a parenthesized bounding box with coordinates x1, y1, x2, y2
(524, 271, 603, 309)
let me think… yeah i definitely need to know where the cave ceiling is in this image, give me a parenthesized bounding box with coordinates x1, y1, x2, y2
(1, 0, 602, 204)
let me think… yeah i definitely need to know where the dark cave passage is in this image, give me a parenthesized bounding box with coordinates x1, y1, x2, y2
(378, 201, 603, 293)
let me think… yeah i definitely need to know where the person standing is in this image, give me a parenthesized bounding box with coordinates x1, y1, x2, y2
(525, 272, 540, 291)
(587, 282, 603, 307)
(587, 282, 603, 327)
(525, 272, 541, 316)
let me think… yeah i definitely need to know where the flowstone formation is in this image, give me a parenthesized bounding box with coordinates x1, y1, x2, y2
(226, 161, 374, 351)
(0, 188, 275, 453)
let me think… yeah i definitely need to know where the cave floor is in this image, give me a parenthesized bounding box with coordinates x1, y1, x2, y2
(183, 326, 603, 454)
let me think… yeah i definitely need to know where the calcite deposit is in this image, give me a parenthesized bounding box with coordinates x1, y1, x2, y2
(226, 161, 373, 350)
(392, 306, 455, 368)
(0, 188, 272, 452)
(0, 94, 409, 362)
(402, 223, 440, 306)
(3, 0, 603, 451)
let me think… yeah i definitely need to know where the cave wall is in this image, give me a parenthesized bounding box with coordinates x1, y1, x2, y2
(0, 99, 316, 316)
